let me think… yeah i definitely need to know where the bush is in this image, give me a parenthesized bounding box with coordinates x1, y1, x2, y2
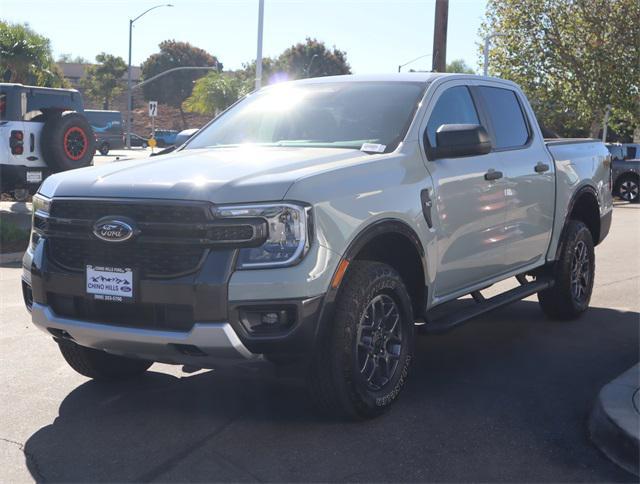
(0, 219, 30, 253)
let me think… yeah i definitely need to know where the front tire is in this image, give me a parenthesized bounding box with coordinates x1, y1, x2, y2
(538, 220, 595, 320)
(307, 261, 414, 419)
(57, 340, 152, 380)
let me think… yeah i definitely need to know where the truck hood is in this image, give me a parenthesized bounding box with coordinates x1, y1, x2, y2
(39, 146, 376, 203)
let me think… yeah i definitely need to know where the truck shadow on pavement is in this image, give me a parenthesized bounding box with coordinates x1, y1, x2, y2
(24, 301, 639, 482)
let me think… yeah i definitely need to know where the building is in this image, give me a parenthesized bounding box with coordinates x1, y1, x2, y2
(56, 62, 142, 87)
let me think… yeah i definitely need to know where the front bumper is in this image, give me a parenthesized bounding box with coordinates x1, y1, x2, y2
(23, 236, 336, 367)
(31, 302, 256, 366)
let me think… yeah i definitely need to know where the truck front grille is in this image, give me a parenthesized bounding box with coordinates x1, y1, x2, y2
(37, 198, 268, 278)
(50, 199, 209, 223)
(47, 239, 206, 277)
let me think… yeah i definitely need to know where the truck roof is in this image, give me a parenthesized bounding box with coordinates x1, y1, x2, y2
(271, 73, 519, 89)
(0, 83, 81, 95)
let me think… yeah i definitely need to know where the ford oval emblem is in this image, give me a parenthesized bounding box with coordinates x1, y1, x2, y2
(93, 218, 135, 243)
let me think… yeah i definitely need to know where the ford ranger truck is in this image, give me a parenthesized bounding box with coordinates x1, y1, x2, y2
(22, 74, 613, 419)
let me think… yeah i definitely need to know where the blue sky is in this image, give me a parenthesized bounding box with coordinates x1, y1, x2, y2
(2, 0, 487, 74)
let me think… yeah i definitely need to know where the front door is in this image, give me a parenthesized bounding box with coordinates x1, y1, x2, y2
(421, 84, 508, 298)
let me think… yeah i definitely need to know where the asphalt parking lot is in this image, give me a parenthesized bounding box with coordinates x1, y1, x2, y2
(1, 204, 638, 482)
(93, 147, 155, 166)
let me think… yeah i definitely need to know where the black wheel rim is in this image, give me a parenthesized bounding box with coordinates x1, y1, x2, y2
(356, 293, 403, 391)
(619, 180, 639, 201)
(570, 240, 590, 303)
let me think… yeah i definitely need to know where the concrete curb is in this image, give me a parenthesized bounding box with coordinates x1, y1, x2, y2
(0, 251, 24, 265)
(589, 364, 640, 476)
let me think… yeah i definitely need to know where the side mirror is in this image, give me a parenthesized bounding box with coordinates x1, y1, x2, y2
(428, 124, 492, 160)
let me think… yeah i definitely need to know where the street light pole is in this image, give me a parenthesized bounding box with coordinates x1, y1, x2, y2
(255, 0, 265, 90)
(126, 19, 133, 149)
(483, 32, 506, 76)
(126, 3, 173, 149)
(397, 54, 432, 73)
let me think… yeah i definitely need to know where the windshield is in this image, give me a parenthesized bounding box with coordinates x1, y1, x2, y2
(186, 81, 426, 153)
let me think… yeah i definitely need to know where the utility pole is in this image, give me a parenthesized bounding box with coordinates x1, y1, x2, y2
(255, 0, 265, 90)
(431, 0, 449, 72)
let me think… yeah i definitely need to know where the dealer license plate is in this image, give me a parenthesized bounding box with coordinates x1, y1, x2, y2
(86, 265, 134, 302)
(26, 171, 42, 183)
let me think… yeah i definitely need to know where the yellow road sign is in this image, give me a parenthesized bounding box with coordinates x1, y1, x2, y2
(148, 138, 157, 148)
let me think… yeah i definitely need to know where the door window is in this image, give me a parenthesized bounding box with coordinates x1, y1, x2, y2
(426, 86, 480, 147)
(479, 87, 529, 149)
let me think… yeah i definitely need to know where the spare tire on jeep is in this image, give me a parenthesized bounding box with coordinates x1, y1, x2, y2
(41, 112, 95, 172)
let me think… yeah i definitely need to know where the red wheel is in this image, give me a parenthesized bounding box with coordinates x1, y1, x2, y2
(41, 112, 95, 171)
(63, 126, 89, 161)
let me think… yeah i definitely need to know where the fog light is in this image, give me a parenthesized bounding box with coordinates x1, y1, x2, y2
(262, 312, 280, 325)
(238, 306, 295, 334)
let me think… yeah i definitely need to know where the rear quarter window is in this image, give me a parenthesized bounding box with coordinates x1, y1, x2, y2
(479, 86, 530, 149)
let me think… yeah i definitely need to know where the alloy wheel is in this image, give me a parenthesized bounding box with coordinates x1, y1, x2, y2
(570, 240, 590, 303)
(356, 293, 403, 391)
(619, 179, 639, 202)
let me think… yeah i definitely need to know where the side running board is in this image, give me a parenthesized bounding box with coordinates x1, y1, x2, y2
(418, 276, 554, 335)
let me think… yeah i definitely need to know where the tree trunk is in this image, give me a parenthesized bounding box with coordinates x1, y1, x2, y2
(178, 105, 187, 130)
(589, 119, 601, 139)
(103, 98, 109, 110)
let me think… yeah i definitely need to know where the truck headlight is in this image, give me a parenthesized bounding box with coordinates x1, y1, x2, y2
(213, 203, 312, 269)
(32, 193, 51, 215)
(31, 194, 51, 250)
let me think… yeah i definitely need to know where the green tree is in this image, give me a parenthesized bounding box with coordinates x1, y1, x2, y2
(81, 53, 127, 110)
(57, 53, 89, 63)
(446, 59, 475, 74)
(141, 40, 220, 128)
(183, 72, 251, 116)
(0, 20, 66, 87)
(480, 0, 640, 138)
(277, 38, 351, 80)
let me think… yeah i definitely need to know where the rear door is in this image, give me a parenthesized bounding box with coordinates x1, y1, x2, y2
(476, 85, 555, 271)
(420, 83, 508, 298)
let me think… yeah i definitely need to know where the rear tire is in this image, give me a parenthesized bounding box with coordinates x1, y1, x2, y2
(57, 340, 152, 380)
(41, 112, 95, 172)
(538, 220, 595, 320)
(307, 261, 414, 419)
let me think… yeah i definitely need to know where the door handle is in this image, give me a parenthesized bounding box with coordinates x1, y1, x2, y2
(535, 162, 550, 173)
(484, 169, 503, 181)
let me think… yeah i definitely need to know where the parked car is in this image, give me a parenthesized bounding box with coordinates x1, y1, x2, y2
(606, 143, 639, 202)
(606, 143, 625, 162)
(0, 83, 95, 201)
(85, 110, 124, 155)
(152, 129, 179, 147)
(622, 143, 639, 160)
(23, 74, 612, 419)
(612, 158, 639, 203)
(129, 133, 149, 149)
(174, 128, 198, 147)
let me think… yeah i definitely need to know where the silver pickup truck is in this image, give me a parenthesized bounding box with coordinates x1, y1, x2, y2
(22, 74, 613, 419)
